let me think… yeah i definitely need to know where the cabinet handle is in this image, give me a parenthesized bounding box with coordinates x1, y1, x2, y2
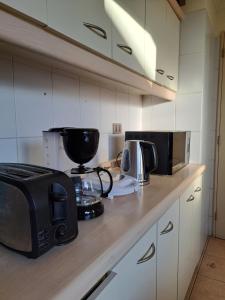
(82, 271, 117, 300)
(156, 69, 165, 75)
(83, 22, 107, 39)
(167, 75, 175, 80)
(186, 194, 195, 202)
(194, 187, 202, 192)
(160, 221, 174, 235)
(117, 44, 133, 55)
(137, 243, 156, 264)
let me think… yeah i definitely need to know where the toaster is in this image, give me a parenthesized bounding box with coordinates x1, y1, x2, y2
(0, 163, 78, 258)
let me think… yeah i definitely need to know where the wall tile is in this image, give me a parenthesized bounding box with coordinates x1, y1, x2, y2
(14, 61, 53, 137)
(17, 137, 45, 166)
(52, 72, 80, 128)
(142, 96, 153, 130)
(178, 53, 205, 94)
(180, 10, 206, 55)
(0, 138, 18, 162)
(0, 55, 17, 138)
(144, 96, 175, 131)
(176, 93, 202, 131)
(116, 92, 129, 132)
(129, 94, 142, 130)
(189, 131, 201, 163)
(100, 87, 116, 133)
(80, 81, 101, 129)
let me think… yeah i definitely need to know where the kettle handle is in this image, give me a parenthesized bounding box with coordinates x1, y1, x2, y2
(95, 167, 113, 198)
(140, 141, 158, 172)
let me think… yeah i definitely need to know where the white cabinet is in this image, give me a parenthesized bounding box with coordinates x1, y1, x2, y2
(145, 0, 180, 90)
(145, 0, 166, 84)
(94, 224, 157, 300)
(106, 0, 145, 74)
(164, 1, 180, 91)
(0, 0, 47, 23)
(157, 200, 179, 300)
(178, 176, 203, 300)
(47, 0, 112, 58)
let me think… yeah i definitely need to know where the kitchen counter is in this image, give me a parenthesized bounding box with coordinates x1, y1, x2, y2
(0, 164, 205, 300)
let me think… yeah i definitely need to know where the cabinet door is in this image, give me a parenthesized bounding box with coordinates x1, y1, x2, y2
(178, 184, 196, 300)
(108, 0, 145, 74)
(47, 0, 112, 58)
(157, 200, 179, 300)
(94, 224, 157, 300)
(145, 0, 167, 84)
(164, 2, 180, 91)
(0, 0, 47, 23)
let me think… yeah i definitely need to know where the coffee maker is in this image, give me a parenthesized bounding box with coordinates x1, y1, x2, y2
(43, 128, 113, 220)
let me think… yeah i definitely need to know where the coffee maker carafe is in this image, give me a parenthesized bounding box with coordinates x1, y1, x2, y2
(61, 128, 113, 220)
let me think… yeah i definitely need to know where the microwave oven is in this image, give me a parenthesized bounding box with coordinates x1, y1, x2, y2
(125, 131, 191, 175)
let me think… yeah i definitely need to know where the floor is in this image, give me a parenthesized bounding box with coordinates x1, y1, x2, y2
(190, 238, 225, 299)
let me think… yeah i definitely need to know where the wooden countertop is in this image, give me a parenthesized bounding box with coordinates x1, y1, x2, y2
(0, 164, 205, 300)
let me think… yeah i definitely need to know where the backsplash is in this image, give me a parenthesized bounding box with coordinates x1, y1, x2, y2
(0, 52, 142, 168)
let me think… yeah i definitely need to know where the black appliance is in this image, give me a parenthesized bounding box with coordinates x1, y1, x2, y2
(60, 128, 113, 220)
(125, 131, 191, 175)
(0, 163, 78, 258)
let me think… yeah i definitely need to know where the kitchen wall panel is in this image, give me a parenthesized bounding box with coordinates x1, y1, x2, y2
(0, 55, 16, 138)
(0, 52, 142, 167)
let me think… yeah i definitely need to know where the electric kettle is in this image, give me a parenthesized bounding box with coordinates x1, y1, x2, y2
(121, 140, 158, 185)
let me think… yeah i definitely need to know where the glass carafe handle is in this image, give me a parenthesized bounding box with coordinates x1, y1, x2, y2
(95, 167, 113, 198)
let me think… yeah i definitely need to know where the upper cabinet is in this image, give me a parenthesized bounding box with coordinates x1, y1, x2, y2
(164, 1, 180, 91)
(145, 0, 166, 85)
(145, 0, 180, 90)
(47, 0, 112, 58)
(0, 0, 47, 24)
(106, 0, 146, 74)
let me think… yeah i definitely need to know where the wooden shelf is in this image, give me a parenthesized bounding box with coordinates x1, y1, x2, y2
(0, 9, 176, 100)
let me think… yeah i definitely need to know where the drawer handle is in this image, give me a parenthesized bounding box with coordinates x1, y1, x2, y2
(137, 243, 155, 264)
(117, 44, 133, 55)
(81, 271, 117, 300)
(83, 22, 107, 39)
(167, 75, 175, 80)
(186, 194, 195, 202)
(156, 69, 165, 75)
(160, 221, 174, 235)
(194, 187, 202, 192)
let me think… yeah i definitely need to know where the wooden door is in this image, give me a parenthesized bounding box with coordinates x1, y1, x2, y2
(157, 200, 179, 300)
(215, 32, 225, 239)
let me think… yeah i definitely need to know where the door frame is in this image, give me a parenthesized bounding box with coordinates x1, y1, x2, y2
(213, 32, 225, 236)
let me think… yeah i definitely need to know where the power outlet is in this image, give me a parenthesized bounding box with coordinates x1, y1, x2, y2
(112, 123, 122, 134)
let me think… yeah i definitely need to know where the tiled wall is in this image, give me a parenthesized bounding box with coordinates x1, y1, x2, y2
(0, 52, 142, 168)
(142, 10, 219, 234)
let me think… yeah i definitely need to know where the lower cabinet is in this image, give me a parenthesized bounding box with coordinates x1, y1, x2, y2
(94, 224, 157, 300)
(157, 200, 179, 300)
(178, 176, 204, 300)
(84, 175, 206, 300)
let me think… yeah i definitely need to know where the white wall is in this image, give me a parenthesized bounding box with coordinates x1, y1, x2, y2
(142, 10, 219, 234)
(0, 52, 142, 168)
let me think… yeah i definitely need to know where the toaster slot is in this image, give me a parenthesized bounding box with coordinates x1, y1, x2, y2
(50, 183, 67, 223)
